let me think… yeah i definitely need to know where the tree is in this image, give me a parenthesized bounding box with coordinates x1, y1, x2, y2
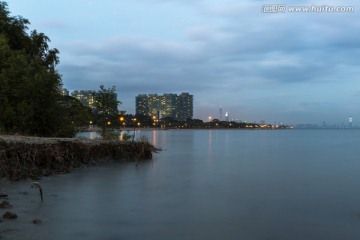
(95, 85, 121, 138)
(0, 2, 75, 137)
(56, 96, 92, 137)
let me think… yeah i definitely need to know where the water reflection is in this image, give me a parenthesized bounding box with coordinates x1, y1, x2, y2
(3, 130, 360, 240)
(208, 130, 213, 163)
(76, 130, 138, 141)
(152, 130, 158, 146)
(76, 129, 165, 145)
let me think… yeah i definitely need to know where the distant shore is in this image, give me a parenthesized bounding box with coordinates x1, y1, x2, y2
(82, 126, 293, 132)
(0, 135, 158, 180)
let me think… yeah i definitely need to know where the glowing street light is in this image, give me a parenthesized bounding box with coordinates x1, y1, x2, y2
(131, 117, 138, 141)
(119, 116, 125, 128)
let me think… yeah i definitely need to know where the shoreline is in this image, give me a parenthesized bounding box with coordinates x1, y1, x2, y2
(0, 135, 158, 180)
(0, 135, 158, 239)
(83, 127, 293, 132)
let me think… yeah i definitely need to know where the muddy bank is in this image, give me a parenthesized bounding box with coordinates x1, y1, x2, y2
(0, 135, 158, 180)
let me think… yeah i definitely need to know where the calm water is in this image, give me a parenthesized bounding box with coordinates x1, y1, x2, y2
(2, 129, 360, 240)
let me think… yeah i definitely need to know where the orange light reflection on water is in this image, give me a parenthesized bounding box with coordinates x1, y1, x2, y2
(152, 130, 158, 146)
(208, 130, 213, 163)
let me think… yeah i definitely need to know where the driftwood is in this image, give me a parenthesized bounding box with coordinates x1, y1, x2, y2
(0, 135, 158, 180)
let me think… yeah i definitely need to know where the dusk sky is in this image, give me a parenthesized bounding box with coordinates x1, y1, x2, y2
(9, 0, 360, 125)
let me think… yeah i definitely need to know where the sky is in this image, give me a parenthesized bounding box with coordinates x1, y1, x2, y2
(8, 0, 360, 125)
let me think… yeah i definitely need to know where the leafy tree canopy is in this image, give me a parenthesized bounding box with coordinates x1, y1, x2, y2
(94, 85, 121, 137)
(0, 2, 83, 137)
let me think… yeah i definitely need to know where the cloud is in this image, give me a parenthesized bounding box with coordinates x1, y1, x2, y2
(53, 0, 360, 122)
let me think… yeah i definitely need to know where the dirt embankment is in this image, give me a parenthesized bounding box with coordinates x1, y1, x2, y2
(0, 135, 158, 180)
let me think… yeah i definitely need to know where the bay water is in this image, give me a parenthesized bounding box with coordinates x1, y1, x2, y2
(2, 129, 360, 239)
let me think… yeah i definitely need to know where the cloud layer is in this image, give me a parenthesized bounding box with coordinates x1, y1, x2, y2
(10, 0, 360, 123)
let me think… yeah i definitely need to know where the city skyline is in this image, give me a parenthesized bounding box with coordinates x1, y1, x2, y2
(67, 87, 355, 126)
(136, 92, 193, 121)
(8, 0, 360, 125)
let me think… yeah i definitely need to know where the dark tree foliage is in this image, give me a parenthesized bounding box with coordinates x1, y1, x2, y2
(94, 85, 121, 137)
(56, 95, 92, 137)
(0, 2, 79, 137)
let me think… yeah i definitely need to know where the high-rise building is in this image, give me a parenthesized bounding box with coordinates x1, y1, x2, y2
(225, 112, 229, 122)
(148, 94, 162, 118)
(162, 94, 177, 119)
(219, 106, 223, 121)
(177, 93, 193, 121)
(71, 90, 97, 110)
(135, 92, 193, 121)
(135, 94, 150, 116)
(71, 90, 118, 113)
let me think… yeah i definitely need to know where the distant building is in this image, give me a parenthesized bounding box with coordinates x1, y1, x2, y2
(71, 90, 118, 113)
(177, 93, 193, 121)
(136, 94, 150, 116)
(71, 90, 97, 111)
(162, 93, 177, 119)
(61, 88, 69, 96)
(225, 112, 229, 122)
(349, 116, 353, 128)
(136, 92, 193, 121)
(219, 106, 223, 121)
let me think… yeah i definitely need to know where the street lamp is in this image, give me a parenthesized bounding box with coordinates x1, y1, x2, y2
(132, 118, 137, 141)
(119, 116, 125, 128)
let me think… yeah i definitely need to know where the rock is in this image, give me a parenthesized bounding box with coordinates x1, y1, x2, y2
(3, 211, 17, 219)
(32, 218, 42, 224)
(0, 201, 12, 209)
